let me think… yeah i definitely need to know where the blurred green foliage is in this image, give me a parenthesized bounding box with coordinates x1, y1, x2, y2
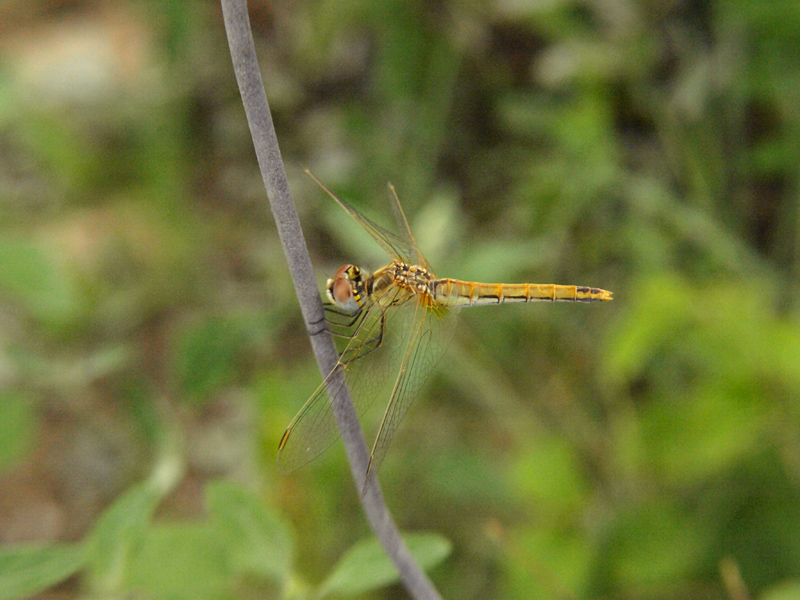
(0, 478, 447, 599)
(1, 0, 799, 599)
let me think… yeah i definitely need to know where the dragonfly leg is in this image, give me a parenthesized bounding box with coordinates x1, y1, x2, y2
(340, 308, 387, 365)
(325, 303, 369, 339)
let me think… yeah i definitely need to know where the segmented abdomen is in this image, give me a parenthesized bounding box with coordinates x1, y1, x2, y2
(432, 279, 613, 306)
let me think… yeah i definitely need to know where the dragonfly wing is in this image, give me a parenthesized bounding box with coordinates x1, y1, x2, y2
(366, 298, 458, 483)
(385, 182, 428, 268)
(276, 361, 352, 474)
(276, 285, 414, 474)
(305, 170, 429, 268)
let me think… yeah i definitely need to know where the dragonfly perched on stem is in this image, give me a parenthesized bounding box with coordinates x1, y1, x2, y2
(278, 171, 613, 486)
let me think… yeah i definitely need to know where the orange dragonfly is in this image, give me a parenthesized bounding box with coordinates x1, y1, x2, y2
(277, 172, 612, 483)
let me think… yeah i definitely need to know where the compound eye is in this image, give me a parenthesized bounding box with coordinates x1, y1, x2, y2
(330, 277, 354, 306)
(333, 264, 356, 279)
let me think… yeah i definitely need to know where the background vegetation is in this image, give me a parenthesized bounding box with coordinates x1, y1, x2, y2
(1, 0, 799, 598)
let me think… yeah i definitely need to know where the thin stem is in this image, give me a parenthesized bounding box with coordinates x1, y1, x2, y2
(219, 2, 442, 599)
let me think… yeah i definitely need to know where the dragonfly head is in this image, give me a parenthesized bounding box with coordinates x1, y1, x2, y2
(327, 264, 369, 313)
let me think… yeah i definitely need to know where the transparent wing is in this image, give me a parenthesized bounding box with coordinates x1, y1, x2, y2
(365, 298, 458, 484)
(277, 283, 411, 474)
(305, 170, 429, 269)
(280, 173, 447, 477)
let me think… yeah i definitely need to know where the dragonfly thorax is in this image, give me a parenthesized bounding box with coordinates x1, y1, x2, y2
(374, 261, 436, 300)
(327, 264, 370, 314)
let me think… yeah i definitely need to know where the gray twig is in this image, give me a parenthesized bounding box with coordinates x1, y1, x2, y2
(220, 2, 443, 599)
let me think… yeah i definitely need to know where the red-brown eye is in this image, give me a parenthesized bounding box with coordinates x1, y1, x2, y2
(331, 277, 353, 305)
(333, 264, 353, 278)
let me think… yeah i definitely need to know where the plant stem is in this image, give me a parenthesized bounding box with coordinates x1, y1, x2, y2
(219, 2, 443, 598)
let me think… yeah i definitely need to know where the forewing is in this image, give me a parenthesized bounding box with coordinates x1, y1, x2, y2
(386, 182, 429, 269)
(305, 170, 428, 267)
(276, 361, 352, 474)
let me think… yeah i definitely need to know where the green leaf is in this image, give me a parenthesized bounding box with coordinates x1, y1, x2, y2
(510, 434, 589, 515)
(205, 480, 293, 583)
(504, 527, 592, 600)
(0, 238, 79, 328)
(317, 532, 451, 598)
(0, 392, 35, 474)
(642, 385, 766, 484)
(600, 272, 692, 390)
(174, 314, 255, 403)
(84, 481, 163, 595)
(761, 580, 800, 600)
(127, 523, 231, 599)
(0, 543, 85, 600)
(608, 500, 706, 593)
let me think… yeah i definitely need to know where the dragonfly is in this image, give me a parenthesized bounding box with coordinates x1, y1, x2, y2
(277, 171, 613, 484)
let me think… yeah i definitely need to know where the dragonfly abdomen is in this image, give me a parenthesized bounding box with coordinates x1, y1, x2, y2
(433, 279, 613, 306)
